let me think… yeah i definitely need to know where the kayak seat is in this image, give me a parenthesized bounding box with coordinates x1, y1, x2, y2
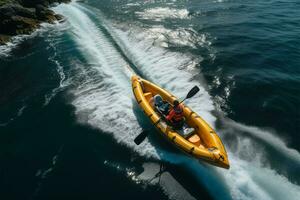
(187, 134, 201, 146)
(153, 94, 170, 115)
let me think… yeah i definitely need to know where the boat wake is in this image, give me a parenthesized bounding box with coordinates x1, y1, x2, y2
(52, 2, 300, 200)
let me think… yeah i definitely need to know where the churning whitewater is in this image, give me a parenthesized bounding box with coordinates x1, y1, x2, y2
(50, 2, 300, 200)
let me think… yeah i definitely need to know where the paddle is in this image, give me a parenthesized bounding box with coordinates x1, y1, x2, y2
(134, 86, 200, 145)
(134, 130, 149, 145)
(179, 86, 200, 104)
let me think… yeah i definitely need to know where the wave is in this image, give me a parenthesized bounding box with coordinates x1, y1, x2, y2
(44, 36, 69, 106)
(53, 2, 300, 200)
(222, 118, 300, 165)
(53, 3, 159, 159)
(222, 152, 300, 200)
(135, 7, 189, 21)
(0, 22, 60, 58)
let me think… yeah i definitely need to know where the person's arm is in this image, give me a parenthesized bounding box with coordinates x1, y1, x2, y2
(166, 109, 175, 120)
(149, 97, 154, 107)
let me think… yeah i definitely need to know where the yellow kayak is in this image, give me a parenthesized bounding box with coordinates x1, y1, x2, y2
(131, 75, 230, 169)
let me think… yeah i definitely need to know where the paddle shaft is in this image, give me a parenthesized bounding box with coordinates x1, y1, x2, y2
(179, 86, 200, 104)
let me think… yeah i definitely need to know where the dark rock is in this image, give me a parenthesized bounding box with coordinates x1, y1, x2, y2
(0, 4, 36, 20)
(54, 13, 63, 21)
(13, 4, 36, 18)
(2, 16, 40, 35)
(35, 4, 46, 12)
(54, 0, 71, 4)
(0, 6, 14, 20)
(0, 34, 11, 45)
(44, 13, 57, 23)
(36, 6, 56, 22)
(0, 0, 70, 45)
(0, 4, 38, 35)
(19, 0, 50, 8)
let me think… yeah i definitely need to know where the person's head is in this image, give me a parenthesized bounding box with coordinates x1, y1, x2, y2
(173, 100, 179, 107)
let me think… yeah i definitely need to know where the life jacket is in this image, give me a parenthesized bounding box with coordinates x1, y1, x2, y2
(170, 104, 184, 122)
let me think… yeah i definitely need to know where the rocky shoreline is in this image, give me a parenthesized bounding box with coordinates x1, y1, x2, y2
(0, 0, 70, 45)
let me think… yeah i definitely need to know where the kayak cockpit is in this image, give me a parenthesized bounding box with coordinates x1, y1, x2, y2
(142, 90, 205, 148)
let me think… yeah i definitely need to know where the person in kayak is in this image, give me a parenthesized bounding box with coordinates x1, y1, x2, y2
(166, 100, 184, 129)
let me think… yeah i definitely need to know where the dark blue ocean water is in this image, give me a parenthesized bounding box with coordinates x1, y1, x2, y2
(1, 1, 300, 200)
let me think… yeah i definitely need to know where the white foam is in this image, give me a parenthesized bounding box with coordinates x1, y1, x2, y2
(94, 18, 216, 126)
(44, 37, 69, 106)
(53, 3, 159, 158)
(213, 0, 228, 3)
(220, 151, 300, 200)
(0, 22, 60, 57)
(0, 34, 34, 57)
(144, 26, 211, 49)
(223, 119, 300, 164)
(136, 7, 189, 21)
